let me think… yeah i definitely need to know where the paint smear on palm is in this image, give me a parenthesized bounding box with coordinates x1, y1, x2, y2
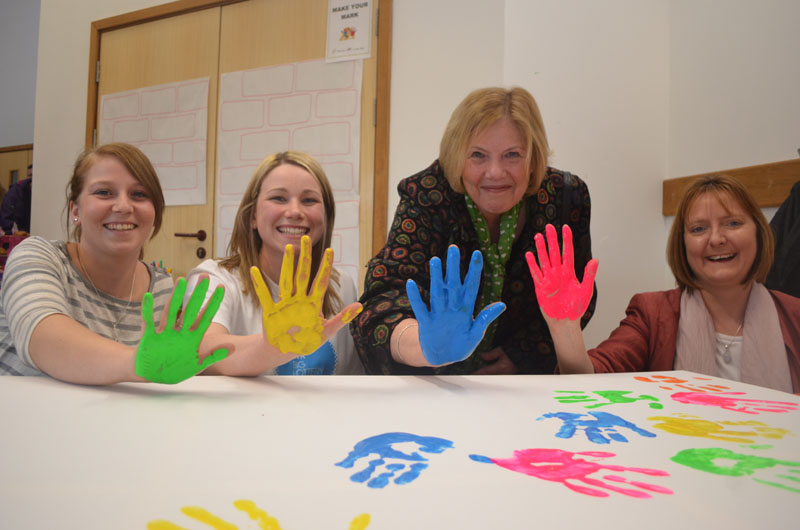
(147, 499, 370, 529)
(251, 235, 330, 355)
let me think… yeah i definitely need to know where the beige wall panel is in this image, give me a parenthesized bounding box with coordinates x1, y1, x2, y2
(98, 8, 221, 277)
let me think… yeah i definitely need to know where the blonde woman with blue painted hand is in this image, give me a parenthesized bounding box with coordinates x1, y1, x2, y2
(185, 151, 363, 375)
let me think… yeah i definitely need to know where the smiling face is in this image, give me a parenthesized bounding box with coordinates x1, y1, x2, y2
(70, 155, 156, 259)
(252, 162, 327, 269)
(461, 116, 529, 229)
(683, 192, 757, 291)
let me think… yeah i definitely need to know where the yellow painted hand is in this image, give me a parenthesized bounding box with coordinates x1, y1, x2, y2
(251, 235, 362, 356)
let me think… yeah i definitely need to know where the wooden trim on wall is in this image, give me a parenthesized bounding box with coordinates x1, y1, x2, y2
(662, 158, 800, 216)
(0, 144, 33, 154)
(372, 0, 392, 255)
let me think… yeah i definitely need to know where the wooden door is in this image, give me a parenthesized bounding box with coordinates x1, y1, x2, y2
(96, 8, 221, 277)
(88, 0, 391, 281)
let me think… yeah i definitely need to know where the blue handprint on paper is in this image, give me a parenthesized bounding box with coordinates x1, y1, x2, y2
(538, 411, 657, 445)
(335, 432, 454, 489)
(406, 246, 505, 366)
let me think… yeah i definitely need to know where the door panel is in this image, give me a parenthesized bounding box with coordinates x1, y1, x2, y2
(97, 8, 221, 277)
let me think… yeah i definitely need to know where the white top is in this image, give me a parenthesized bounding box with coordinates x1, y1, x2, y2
(0, 237, 173, 375)
(185, 259, 363, 375)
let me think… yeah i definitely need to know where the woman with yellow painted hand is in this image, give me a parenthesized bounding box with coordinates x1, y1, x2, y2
(186, 151, 364, 375)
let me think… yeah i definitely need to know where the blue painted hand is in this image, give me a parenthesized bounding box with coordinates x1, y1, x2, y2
(406, 246, 505, 366)
(335, 432, 454, 489)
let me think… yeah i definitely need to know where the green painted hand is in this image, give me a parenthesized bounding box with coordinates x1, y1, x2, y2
(135, 277, 228, 384)
(251, 235, 334, 356)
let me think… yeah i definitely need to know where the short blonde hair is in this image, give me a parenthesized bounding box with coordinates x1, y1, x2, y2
(439, 86, 550, 195)
(220, 151, 342, 317)
(667, 174, 774, 292)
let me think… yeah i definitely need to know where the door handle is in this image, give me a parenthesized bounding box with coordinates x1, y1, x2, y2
(174, 230, 207, 241)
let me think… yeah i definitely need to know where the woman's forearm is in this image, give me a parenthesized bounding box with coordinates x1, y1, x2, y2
(28, 314, 141, 385)
(547, 319, 596, 374)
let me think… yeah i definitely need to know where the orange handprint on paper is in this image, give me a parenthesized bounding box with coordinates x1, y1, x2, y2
(648, 414, 793, 443)
(634, 374, 730, 393)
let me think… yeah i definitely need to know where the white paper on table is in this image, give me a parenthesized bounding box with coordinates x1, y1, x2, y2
(217, 59, 362, 287)
(98, 78, 210, 206)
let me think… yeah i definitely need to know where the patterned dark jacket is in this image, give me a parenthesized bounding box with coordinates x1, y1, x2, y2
(351, 160, 597, 375)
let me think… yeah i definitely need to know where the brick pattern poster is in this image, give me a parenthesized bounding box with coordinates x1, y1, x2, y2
(216, 59, 362, 282)
(98, 78, 210, 206)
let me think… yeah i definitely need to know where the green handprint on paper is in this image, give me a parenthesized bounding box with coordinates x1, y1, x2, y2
(251, 235, 334, 356)
(672, 447, 800, 494)
(135, 277, 228, 384)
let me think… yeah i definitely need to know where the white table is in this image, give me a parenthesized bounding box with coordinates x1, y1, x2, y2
(1, 371, 799, 529)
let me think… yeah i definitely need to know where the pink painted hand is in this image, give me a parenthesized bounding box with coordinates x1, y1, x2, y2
(525, 224, 598, 321)
(251, 235, 362, 356)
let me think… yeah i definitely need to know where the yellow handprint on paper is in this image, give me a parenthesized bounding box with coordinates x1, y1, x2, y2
(148, 499, 370, 529)
(648, 414, 793, 444)
(251, 235, 362, 356)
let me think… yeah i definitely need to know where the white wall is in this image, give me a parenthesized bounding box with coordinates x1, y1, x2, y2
(0, 0, 40, 146)
(669, 0, 800, 177)
(32, 1, 800, 348)
(32, 0, 165, 239)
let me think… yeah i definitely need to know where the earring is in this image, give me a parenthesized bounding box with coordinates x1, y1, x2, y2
(73, 218, 79, 223)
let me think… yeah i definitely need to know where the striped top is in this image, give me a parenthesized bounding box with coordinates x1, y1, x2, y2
(0, 237, 173, 376)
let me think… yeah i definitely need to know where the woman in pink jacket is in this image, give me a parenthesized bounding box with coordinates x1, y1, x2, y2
(528, 174, 800, 393)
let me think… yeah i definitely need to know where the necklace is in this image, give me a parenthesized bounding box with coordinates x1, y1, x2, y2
(76, 246, 137, 342)
(720, 322, 743, 363)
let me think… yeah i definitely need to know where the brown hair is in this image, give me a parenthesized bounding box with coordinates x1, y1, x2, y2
(66, 143, 165, 243)
(219, 151, 342, 317)
(439, 86, 550, 195)
(666, 174, 774, 292)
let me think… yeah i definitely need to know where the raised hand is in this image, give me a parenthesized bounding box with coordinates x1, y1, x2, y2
(135, 277, 228, 384)
(406, 245, 505, 366)
(525, 224, 598, 320)
(335, 432, 454, 489)
(251, 235, 362, 356)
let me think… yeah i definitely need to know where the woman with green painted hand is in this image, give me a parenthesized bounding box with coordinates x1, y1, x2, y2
(0, 143, 227, 385)
(352, 87, 597, 375)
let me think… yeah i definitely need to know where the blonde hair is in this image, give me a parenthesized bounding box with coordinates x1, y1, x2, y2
(439, 86, 550, 195)
(667, 174, 774, 292)
(220, 151, 342, 316)
(65, 142, 165, 259)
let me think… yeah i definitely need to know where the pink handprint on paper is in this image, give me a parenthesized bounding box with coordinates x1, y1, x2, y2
(634, 374, 731, 393)
(470, 449, 672, 498)
(525, 224, 598, 320)
(671, 391, 799, 415)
